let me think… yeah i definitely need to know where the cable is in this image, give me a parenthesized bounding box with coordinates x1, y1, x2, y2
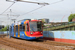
(61, 15, 65, 22)
(17, 0, 64, 17)
(0, 2, 15, 15)
(17, 5, 45, 18)
(22, 6, 44, 15)
(2, 0, 63, 20)
(50, 0, 64, 5)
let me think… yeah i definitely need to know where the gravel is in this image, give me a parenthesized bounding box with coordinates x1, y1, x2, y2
(0, 36, 74, 50)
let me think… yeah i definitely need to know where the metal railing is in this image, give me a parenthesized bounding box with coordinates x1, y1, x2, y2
(43, 22, 75, 31)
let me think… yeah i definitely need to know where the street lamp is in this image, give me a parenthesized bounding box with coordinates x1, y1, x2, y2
(6, 0, 49, 6)
(7, 9, 19, 38)
(8, 9, 12, 38)
(7, 14, 9, 36)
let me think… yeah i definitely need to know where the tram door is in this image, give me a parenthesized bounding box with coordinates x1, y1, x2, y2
(16, 25, 18, 37)
(22, 24, 25, 37)
(14, 25, 16, 36)
(26, 23, 29, 34)
(18, 25, 20, 37)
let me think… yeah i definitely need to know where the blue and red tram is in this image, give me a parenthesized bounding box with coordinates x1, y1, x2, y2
(10, 19, 43, 40)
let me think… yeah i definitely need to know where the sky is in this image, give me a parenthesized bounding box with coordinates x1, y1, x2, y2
(0, 0, 75, 25)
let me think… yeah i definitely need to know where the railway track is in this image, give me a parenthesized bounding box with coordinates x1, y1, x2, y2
(0, 38, 49, 50)
(37, 39, 75, 49)
(1, 36, 75, 50)
(0, 34, 7, 38)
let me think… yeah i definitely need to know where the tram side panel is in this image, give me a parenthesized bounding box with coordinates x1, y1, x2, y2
(10, 20, 43, 40)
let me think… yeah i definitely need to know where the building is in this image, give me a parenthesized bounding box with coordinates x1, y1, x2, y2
(43, 18, 49, 23)
(72, 18, 75, 22)
(38, 18, 49, 23)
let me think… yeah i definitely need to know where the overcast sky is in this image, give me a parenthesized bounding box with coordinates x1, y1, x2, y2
(0, 0, 75, 25)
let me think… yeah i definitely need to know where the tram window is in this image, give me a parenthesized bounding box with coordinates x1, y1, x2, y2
(20, 25, 22, 31)
(23, 24, 25, 31)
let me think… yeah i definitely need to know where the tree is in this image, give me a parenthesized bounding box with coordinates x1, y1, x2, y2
(68, 14, 75, 22)
(41, 19, 46, 27)
(0, 26, 8, 31)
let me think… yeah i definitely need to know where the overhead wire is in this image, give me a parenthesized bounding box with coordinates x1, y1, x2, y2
(50, 0, 64, 5)
(16, 5, 45, 20)
(17, 0, 49, 5)
(18, 0, 64, 17)
(0, 0, 64, 20)
(0, 2, 15, 15)
(21, 5, 44, 16)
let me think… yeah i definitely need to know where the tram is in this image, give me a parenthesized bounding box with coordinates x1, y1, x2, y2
(10, 19, 43, 40)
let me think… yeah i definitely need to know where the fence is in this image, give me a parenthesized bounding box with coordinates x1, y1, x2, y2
(0, 31, 9, 35)
(43, 31, 75, 44)
(43, 22, 75, 31)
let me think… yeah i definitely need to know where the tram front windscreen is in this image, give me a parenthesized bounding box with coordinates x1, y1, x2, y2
(29, 22, 42, 31)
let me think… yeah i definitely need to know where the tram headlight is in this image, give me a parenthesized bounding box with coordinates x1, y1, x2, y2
(30, 32, 33, 34)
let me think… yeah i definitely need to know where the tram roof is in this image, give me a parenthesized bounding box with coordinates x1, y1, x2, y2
(11, 19, 41, 26)
(12, 19, 28, 25)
